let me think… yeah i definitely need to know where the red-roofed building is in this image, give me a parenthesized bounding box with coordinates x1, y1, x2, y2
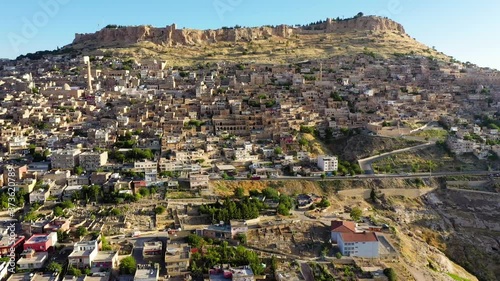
(338, 231, 379, 258)
(331, 220, 380, 258)
(331, 220, 357, 243)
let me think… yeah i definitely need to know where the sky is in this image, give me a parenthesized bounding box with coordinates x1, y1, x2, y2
(0, 0, 499, 69)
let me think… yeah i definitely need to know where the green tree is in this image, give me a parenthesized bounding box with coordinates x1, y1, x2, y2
(274, 147, 282, 155)
(76, 226, 88, 237)
(370, 188, 377, 202)
(138, 188, 150, 197)
(262, 188, 279, 200)
(119, 256, 137, 275)
(383, 268, 397, 281)
(350, 207, 362, 221)
(234, 187, 245, 198)
(101, 236, 112, 251)
(236, 233, 247, 244)
(67, 266, 82, 277)
(317, 198, 331, 208)
(277, 203, 290, 216)
(56, 230, 69, 242)
(53, 206, 63, 217)
(60, 200, 75, 209)
(74, 166, 84, 175)
(187, 234, 205, 248)
(46, 262, 62, 273)
(110, 208, 122, 216)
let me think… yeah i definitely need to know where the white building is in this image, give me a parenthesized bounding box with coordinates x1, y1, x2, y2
(79, 151, 108, 171)
(338, 232, 379, 258)
(317, 155, 338, 172)
(68, 240, 98, 268)
(51, 149, 81, 170)
(134, 264, 159, 281)
(17, 249, 48, 270)
(331, 220, 379, 258)
(134, 160, 158, 172)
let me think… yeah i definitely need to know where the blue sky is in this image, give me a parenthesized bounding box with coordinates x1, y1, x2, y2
(1, 0, 499, 69)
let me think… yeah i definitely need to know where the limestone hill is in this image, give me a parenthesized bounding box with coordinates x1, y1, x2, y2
(66, 15, 450, 66)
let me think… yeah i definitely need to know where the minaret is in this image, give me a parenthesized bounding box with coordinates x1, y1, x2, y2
(83, 56, 93, 92)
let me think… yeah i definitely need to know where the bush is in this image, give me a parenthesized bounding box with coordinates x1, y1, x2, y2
(154, 206, 166, 214)
(383, 268, 397, 281)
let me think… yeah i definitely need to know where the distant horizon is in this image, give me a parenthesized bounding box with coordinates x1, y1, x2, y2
(1, 0, 499, 69)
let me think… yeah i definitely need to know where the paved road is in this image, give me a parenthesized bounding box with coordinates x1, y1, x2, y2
(357, 142, 434, 174)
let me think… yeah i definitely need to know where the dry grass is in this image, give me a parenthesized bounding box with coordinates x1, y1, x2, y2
(78, 30, 450, 66)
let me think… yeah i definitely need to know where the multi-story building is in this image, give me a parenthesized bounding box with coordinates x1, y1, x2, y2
(134, 160, 158, 172)
(7, 136, 28, 154)
(0, 234, 25, 256)
(92, 251, 119, 269)
(331, 220, 379, 258)
(134, 264, 159, 281)
(68, 240, 98, 268)
(50, 149, 81, 170)
(164, 243, 190, 277)
(143, 241, 162, 258)
(23, 232, 57, 252)
(78, 151, 108, 171)
(29, 189, 50, 204)
(188, 173, 209, 189)
(338, 231, 379, 258)
(2, 165, 27, 187)
(17, 249, 48, 270)
(209, 265, 255, 281)
(317, 155, 338, 172)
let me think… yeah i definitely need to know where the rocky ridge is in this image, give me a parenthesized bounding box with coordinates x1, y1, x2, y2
(72, 16, 405, 48)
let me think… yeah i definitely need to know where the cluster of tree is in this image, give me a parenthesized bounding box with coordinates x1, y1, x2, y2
(109, 148, 154, 163)
(120, 170, 145, 179)
(53, 200, 76, 217)
(0, 189, 26, 210)
(304, 75, 317, 81)
(105, 24, 126, 29)
(330, 91, 343, 101)
(337, 160, 363, 175)
(300, 125, 316, 134)
(69, 185, 102, 202)
(188, 238, 264, 278)
(101, 191, 141, 204)
(159, 171, 180, 178)
(309, 262, 335, 281)
(114, 132, 136, 148)
(316, 198, 331, 208)
(199, 197, 264, 223)
(15, 47, 76, 60)
(187, 119, 205, 128)
(30, 148, 50, 162)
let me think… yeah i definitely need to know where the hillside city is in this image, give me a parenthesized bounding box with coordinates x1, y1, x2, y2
(0, 15, 499, 281)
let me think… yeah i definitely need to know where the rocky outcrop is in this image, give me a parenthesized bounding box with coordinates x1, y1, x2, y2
(72, 16, 404, 48)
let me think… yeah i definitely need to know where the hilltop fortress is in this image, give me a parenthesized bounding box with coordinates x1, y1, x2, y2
(72, 16, 405, 47)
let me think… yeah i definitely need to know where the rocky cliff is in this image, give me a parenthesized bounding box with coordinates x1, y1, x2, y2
(72, 16, 405, 48)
